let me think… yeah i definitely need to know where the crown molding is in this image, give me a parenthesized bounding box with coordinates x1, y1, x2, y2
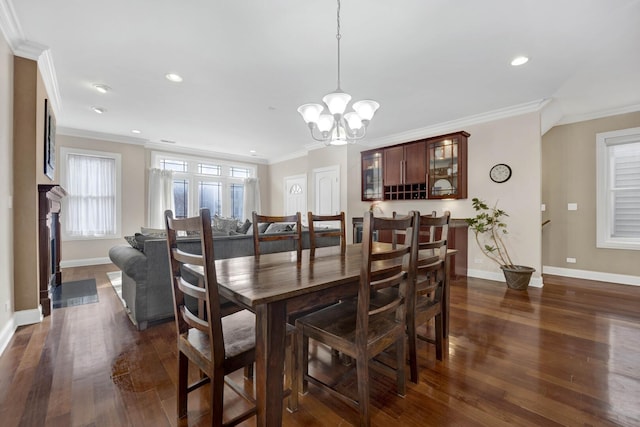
(145, 141, 269, 165)
(361, 99, 550, 150)
(57, 127, 149, 146)
(368, 98, 550, 148)
(0, 0, 22, 52)
(0, 0, 63, 115)
(557, 103, 640, 126)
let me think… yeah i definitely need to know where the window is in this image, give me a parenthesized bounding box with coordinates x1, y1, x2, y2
(596, 127, 640, 250)
(152, 152, 255, 219)
(60, 147, 121, 239)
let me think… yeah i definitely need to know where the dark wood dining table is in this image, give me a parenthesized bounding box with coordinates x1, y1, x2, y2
(193, 243, 456, 426)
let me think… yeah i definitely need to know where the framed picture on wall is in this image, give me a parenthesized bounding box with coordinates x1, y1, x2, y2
(44, 98, 56, 181)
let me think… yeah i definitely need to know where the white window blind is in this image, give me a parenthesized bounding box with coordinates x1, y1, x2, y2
(611, 142, 640, 237)
(596, 127, 640, 250)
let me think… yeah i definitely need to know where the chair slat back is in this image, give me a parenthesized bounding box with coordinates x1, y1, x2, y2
(416, 211, 450, 296)
(358, 211, 419, 344)
(252, 212, 303, 261)
(165, 208, 225, 365)
(307, 212, 346, 257)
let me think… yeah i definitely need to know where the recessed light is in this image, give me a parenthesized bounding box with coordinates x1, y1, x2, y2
(510, 56, 529, 66)
(165, 73, 183, 83)
(93, 84, 110, 94)
(249, 150, 256, 153)
(91, 106, 106, 114)
(131, 129, 141, 134)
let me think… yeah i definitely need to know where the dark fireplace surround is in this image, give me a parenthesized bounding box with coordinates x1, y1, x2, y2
(38, 184, 66, 316)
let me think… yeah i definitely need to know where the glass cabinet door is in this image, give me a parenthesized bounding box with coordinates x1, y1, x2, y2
(361, 150, 383, 201)
(427, 132, 468, 199)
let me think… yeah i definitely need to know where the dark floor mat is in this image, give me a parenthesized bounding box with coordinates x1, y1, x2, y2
(52, 279, 99, 308)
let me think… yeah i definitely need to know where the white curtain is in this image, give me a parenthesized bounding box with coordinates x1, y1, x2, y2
(148, 168, 174, 228)
(66, 154, 116, 236)
(243, 177, 261, 220)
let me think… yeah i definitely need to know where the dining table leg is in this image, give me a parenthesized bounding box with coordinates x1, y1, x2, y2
(254, 300, 287, 426)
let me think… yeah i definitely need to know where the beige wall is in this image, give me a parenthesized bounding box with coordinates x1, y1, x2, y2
(0, 30, 14, 338)
(58, 135, 146, 263)
(12, 57, 50, 311)
(268, 146, 349, 218)
(542, 111, 640, 276)
(348, 112, 543, 284)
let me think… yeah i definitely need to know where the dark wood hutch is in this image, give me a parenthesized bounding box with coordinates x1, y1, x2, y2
(38, 184, 66, 316)
(361, 131, 469, 201)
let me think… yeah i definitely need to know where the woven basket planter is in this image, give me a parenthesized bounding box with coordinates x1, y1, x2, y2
(500, 265, 535, 290)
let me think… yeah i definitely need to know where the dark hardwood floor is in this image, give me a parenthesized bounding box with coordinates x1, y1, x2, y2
(1, 265, 639, 426)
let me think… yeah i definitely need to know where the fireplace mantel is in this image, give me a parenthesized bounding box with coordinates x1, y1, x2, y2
(38, 184, 67, 316)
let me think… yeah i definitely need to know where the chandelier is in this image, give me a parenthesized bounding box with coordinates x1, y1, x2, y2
(297, 0, 380, 146)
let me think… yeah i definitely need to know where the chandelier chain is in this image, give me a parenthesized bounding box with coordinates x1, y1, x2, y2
(336, 0, 342, 90)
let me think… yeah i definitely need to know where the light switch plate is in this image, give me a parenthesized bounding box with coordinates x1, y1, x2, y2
(566, 257, 577, 263)
(568, 203, 578, 211)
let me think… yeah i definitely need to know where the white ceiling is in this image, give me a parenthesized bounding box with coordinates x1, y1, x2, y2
(4, 0, 640, 163)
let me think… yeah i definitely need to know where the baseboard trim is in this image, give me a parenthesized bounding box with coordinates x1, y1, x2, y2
(0, 316, 16, 356)
(466, 268, 544, 288)
(61, 257, 112, 268)
(0, 307, 43, 357)
(542, 266, 640, 286)
(15, 307, 43, 326)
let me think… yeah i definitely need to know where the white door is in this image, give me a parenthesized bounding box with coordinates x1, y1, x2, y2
(284, 174, 307, 218)
(313, 165, 340, 216)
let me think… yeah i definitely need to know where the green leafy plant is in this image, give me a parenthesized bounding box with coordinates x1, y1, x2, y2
(465, 198, 515, 267)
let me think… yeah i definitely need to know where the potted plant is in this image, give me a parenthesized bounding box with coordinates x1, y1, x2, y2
(465, 198, 535, 290)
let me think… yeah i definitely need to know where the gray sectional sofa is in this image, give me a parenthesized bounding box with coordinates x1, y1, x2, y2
(109, 230, 338, 330)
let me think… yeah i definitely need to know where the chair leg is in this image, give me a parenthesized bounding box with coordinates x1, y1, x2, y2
(287, 333, 298, 412)
(355, 355, 371, 427)
(407, 316, 419, 384)
(210, 367, 225, 427)
(435, 313, 444, 361)
(243, 363, 254, 380)
(298, 331, 309, 394)
(396, 336, 406, 397)
(177, 351, 189, 419)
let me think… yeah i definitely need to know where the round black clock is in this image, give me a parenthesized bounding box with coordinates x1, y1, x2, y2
(490, 163, 512, 183)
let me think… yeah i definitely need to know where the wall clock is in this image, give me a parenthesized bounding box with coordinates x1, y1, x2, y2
(489, 163, 512, 183)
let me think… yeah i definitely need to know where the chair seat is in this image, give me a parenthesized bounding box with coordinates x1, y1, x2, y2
(296, 299, 403, 356)
(179, 309, 256, 371)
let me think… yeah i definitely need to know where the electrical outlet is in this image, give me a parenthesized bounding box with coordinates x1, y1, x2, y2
(568, 203, 578, 211)
(541, 204, 546, 211)
(566, 257, 577, 263)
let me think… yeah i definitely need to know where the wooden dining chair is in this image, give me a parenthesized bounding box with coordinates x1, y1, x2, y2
(252, 212, 302, 261)
(165, 208, 297, 426)
(406, 210, 450, 383)
(296, 210, 419, 427)
(307, 211, 346, 257)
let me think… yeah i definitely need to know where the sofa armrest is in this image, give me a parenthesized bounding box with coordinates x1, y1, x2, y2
(108, 245, 148, 283)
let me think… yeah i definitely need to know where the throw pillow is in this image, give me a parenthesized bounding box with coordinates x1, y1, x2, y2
(134, 233, 155, 251)
(264, 223, 293, 234)
(124, 235, 142, 251)
(236, 219, 252, 234)
(140, 227, 166, 237)
(213, 215, 238, 234)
